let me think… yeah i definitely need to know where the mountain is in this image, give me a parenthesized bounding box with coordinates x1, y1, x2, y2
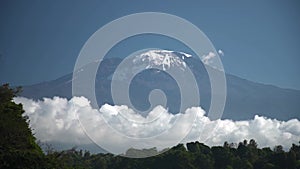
(21, 50, 300, 120)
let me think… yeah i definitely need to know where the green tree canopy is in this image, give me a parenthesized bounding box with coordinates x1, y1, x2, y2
(0, 84, 45, 169)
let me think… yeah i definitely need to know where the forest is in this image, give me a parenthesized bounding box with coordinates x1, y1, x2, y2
(1, 84, 300, 169)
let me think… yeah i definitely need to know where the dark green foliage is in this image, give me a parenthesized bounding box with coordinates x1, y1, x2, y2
(0, 84, 45, 168)
(212, 146, 234, 168)
(43, 141, 300, 169)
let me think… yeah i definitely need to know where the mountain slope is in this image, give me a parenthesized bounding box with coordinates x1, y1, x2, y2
(21, 50, 300, 120)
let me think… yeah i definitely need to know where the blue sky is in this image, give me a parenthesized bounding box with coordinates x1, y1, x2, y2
(0, 0, 300, 90)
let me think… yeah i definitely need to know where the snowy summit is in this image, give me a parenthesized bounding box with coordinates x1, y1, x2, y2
(133, 49, 192, 71)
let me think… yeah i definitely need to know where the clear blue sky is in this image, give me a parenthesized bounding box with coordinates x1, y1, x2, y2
(0, 0, 300, 90)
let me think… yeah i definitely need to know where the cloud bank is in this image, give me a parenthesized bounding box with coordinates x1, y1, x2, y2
(14, 96, 300, 154)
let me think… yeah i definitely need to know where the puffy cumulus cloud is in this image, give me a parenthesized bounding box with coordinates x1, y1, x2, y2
(14, 96, 198, 154)
(14, 96, 300, 154)
(187, 116, 300, 149)
(218, 49, 224, 56)
(14, 97, 91, 145)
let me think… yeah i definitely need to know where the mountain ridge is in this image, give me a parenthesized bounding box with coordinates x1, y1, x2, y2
(20, 50, 300, 121)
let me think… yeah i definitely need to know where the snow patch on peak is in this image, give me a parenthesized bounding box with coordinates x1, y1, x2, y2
(133, 50, 192, 71)
(179, 51, 192, 58)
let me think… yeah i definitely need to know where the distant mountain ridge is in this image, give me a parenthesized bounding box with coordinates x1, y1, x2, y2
(21, 50, 300, 120)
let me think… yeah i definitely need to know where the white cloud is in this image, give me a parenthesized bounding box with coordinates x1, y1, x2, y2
(201, 52, 216, 65)
(218, 49, 224, 56)
(14, 96, 300, 154)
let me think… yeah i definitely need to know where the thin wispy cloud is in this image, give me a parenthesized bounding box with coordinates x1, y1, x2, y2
(201, 52, 216, 65)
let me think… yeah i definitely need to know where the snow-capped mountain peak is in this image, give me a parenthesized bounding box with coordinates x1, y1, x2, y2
(133, 50, 192, 71)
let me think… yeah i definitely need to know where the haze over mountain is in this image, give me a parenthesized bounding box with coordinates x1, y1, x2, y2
(21, 49, 300, 121)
